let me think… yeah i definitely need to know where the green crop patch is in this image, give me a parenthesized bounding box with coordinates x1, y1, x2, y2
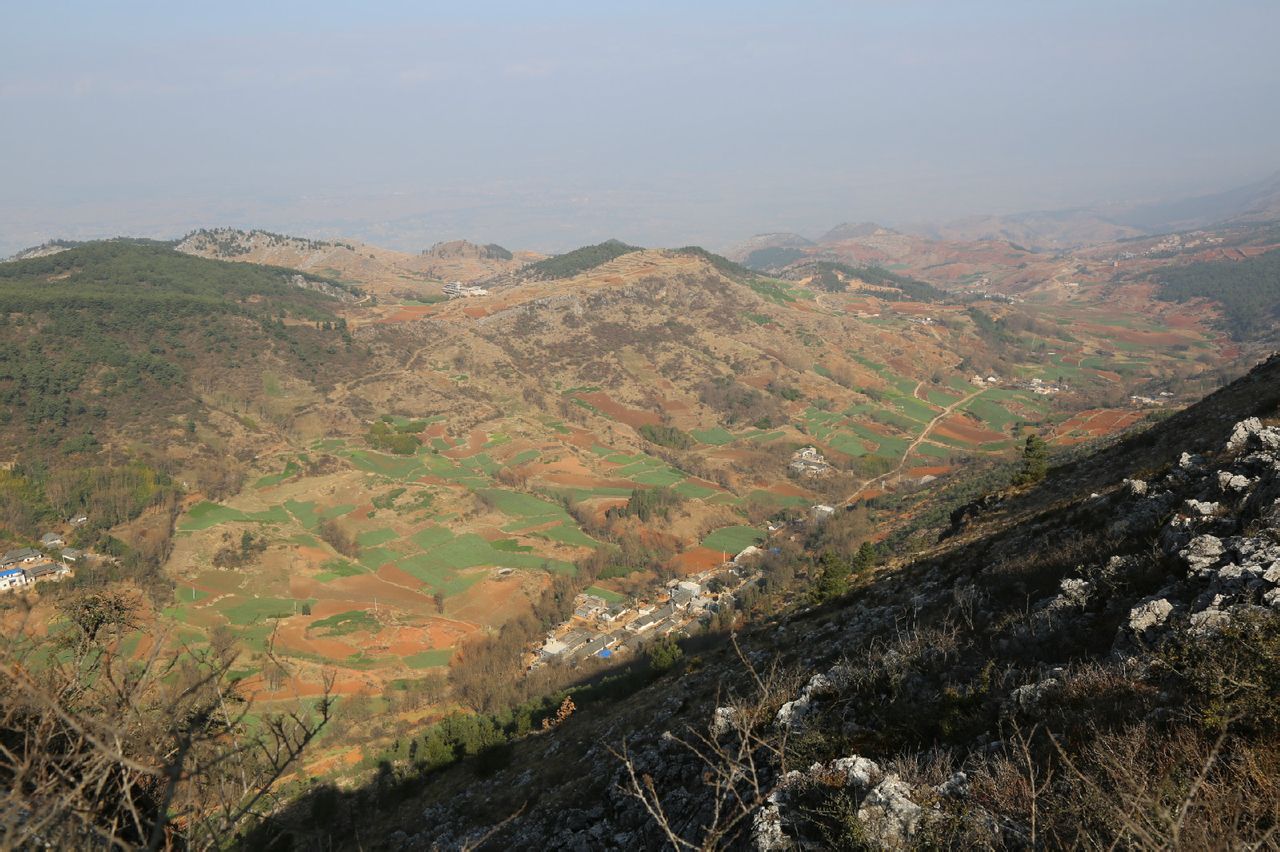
(963, 396, 1019, 431)
(847, 423, 909, 456)
(254, 459, 301, 489)
(491, 538, 533, 552)
(585, 585, 627, 603)
(888, 395, 940, 423)
(869, 407, 921, 432)
(692, 427, 735, 446)
(629, 466, 686, 487)
(673, 480, 718, 499)
(345, 450, 425, 480)
(315, 559, 366, 583)
(309, 609, 378, 637)
(178, 502, 289, 531)
(534, 523, 599, 550)
(394, 553, 489, 595)
(478, 488, 569, 522)
(702, 525, 764, 553)
(174, 584, 212, 603)
(358, 546, 401, 571)
(402, 648, 453, 669)
(220, 597, 313, 626)
(410, 525, 455, 550)
(925, 387, 963, 406)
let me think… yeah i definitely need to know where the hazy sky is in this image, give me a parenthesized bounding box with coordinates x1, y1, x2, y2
(2, 0, 1278, 255)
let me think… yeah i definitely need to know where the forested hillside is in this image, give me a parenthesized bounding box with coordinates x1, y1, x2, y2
(0, 240, 354, 455)
(525, 239, 641, 279)
(1155, 247, 1280, 340)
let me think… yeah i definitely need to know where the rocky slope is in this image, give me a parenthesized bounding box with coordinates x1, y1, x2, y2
(250, 354, 1280, 849)
(176, 229, 538, 297)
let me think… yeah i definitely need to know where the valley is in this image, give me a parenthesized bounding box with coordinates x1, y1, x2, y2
(1, 218, 1276, 825)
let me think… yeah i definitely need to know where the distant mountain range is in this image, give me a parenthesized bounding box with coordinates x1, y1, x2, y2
(731, 171, 1280, 257)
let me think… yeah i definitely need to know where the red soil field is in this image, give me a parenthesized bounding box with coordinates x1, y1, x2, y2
(542, 471, 637, 489)
(577, 392, 662, 428)
(442, 428, 487, 459)
(378, 305, 436, 323)
(565, 427, 600, 449)
(446, 576, 535, 625)
(934, 414, 1007, 444)
(674, 547, 729, 575)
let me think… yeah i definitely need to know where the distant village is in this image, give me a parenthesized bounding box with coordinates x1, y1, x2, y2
(530, 548, 763, 668)
(788, 445, 833, 478)
(443, 281, 489, 299)
(529, 505, 837, 669)
(0, 516, 88, 594)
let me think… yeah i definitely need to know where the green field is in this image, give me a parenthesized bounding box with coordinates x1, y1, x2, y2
(402, 648, 453, 669)
(702, 525, 764, 553)
(310, 609, 378, 637)
(221, 596, 314, 626)
(178, 502, 290, 531)
(692, 426, 735, 445)
(585, 584, 628, 603)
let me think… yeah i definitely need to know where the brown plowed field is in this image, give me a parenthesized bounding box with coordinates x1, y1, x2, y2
(577, 392, 662, 428)
(674, 547, 729, 574)
(934, 414, 1006, 444)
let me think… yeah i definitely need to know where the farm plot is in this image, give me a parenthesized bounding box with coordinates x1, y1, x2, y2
(702, 525, 764, 553)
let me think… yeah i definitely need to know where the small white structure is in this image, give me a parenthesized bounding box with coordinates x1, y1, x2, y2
(443, 282, 489, 299)
(789, 446, 833, 478)
(0, 567, 30, 593)
(734, 545, 763, 565)
(811, 504, 836, 521)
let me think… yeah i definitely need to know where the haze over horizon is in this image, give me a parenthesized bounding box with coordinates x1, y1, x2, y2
(3, 0, 1278, 256)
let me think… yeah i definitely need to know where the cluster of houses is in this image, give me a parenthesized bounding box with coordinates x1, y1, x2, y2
(788, 446, 833, 478)
(531, 553, 766, 668)
(1016, 377, 1066, 396)
(443, 281, 489, 299)
(0, 530, 79, 594)
(1130, 392, 1174, 407)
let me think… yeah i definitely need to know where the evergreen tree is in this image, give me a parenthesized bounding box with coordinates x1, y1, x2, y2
(1012, 433, 1050, 486)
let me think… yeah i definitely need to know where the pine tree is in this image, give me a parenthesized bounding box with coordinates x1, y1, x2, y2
(1012, 433, 1050, 486)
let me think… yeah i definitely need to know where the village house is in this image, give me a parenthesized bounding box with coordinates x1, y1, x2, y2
(598, 604, 627, 624)
(1, 548, 41, 567)
(811, 504, 836, 522)
(1, 567, 30, 592)
(559, 630, 592, 656)
(572, 595, 608, 620)
(40, 532, 66, 548)
(670, 580, 702, 608)
(25, 560, 70, 584)
(578, 635, 614, 659)
(628, 603, 679, 634)
(69, 514, 89, 527)
(60, 547, 84, 563)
